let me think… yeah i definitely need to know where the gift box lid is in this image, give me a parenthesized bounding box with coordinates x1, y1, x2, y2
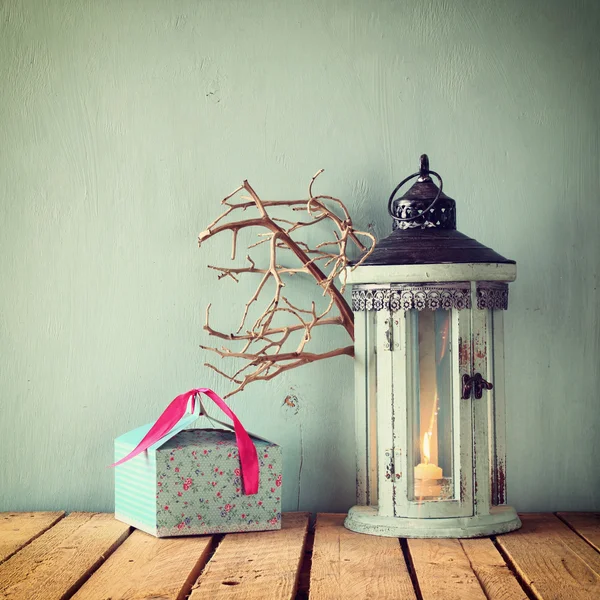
(113, 388, 265, 497)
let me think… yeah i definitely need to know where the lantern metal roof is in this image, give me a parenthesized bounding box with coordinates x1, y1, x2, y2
(351, 155, 515, 267)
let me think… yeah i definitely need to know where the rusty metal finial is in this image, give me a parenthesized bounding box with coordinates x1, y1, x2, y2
(418, 154, 431, 181)
(387, 154, 445, 228)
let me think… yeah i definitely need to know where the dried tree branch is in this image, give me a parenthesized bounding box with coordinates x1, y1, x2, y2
(198, 171, 375, 397)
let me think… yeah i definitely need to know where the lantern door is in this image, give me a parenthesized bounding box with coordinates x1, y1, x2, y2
(375, 308, 474, 519)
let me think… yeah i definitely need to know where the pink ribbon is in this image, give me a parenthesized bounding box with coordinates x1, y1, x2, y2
(111, 388, 259, 495)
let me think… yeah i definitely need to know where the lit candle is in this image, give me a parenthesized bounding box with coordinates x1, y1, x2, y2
(414, 432, 442, 498)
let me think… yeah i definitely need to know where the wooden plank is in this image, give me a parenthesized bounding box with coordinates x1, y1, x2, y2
(408, 538, 487, 600)
(0, 512, 130, 600)
(460, 537, 527, 599)
(557, 512, 600, 553)
(72, 529, 212, 600)
(496, 513, 600, 599)
(0, 511, 64, 564)
(310, 513, 416, 600)
(190, 512, 309, 599)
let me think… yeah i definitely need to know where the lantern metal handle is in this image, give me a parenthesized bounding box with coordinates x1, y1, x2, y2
(462, 373, 493, 400)
(387, 154, 444, 223)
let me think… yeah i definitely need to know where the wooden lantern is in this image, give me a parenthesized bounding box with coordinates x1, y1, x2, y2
(344, 155, 521, 538)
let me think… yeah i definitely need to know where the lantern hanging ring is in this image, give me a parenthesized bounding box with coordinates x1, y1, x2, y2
(387, 154, 444, 223)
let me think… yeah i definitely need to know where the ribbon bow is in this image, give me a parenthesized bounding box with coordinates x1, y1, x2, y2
(111, 388, 259, 495)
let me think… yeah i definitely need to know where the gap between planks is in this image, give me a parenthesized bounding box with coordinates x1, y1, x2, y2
(490, 536, 538, 600)
(71, 529, 214, 600)
(310, 514, 527, 600)
(189, 512, 310, 599)
(309, 513, 416, 600)
(2, 511, 599, 600)
(408, 537, 527, 600)
(0, 512, 131, 600)
(295, 526, 314, 600)
(495, 513, 600, 600)
(400, 538, 424, 600)
(556, 512, 600, 553)
(460, 538, 530, 600)
(0, 512, 309, 600)
(0, 512, 65, 565)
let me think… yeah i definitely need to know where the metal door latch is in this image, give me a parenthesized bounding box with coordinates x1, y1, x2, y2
(383, 318, 399, 351)
(462, 373, 493, 399)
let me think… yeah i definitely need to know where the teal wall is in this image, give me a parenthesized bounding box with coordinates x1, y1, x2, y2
(1, 0, 599, 514)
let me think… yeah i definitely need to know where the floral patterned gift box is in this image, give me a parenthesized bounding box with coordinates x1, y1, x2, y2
(113, 388, 282, 537)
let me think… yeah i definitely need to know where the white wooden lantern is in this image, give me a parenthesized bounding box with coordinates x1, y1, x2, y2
(344, 155, 521, 538)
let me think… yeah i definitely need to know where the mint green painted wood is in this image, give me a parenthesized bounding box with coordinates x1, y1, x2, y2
(346, 283, 520, 535)
(375, 312, 395, 517)
(456, 309, 475, 517)
(347, 264, 517, 285)
(345, 505, 521, 538)
(472, 298, 492, 516)
(114, 426, 159, 532)
(391, 312, 408, 515)
(491, 311, 508, 505)
(366, 311, 379, 507)
(0, 0, 599, 515)
(353, 310, 369, 506)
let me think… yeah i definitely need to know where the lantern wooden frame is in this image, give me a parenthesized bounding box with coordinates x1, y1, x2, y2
(344, 262, 521, 538)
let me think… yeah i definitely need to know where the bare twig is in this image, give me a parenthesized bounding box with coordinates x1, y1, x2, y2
(198, 171, 375, 396)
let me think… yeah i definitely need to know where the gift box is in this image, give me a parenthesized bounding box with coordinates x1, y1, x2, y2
(113, 388, 282, 537)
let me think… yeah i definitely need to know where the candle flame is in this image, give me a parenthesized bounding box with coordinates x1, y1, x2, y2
(423, 431, 432, 465)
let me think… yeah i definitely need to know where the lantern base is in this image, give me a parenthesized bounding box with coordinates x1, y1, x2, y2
(344, 505, 521, 538)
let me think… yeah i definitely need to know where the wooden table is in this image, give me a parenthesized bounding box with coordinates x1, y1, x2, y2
(0, 511, 598, 599)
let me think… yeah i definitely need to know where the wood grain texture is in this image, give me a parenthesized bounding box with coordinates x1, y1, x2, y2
(72, 529, 212, 600)
(496, 513, 600, 599)
(0, 512, 64, 564)
(0, 512, 130, 600)
(408, 538, 486, 600)
(459, 538, 527, 600)
(190, 512, 309, 599)
(557, 512, 600, 553)
(310, 513, 416, 600)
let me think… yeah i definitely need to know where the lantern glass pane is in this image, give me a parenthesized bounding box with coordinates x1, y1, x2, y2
(410, 309, 455, 501)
